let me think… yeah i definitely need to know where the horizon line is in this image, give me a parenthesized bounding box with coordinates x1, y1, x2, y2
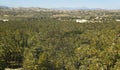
(1, 5, 120, 10)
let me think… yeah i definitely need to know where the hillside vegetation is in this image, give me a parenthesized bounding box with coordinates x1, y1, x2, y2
(0, 18, 120, 70)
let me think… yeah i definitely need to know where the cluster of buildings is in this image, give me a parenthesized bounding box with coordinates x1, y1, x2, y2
(75, 16, 120, 23)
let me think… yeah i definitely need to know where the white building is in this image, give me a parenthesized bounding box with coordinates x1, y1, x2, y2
(5, 68, 23, 70)
(2, 19, 9, 22)
(76, 19, 88, 23)
(116, 19, 120, 22)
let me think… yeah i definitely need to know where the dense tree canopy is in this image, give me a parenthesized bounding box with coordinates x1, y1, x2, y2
(0, 18, 120, 70)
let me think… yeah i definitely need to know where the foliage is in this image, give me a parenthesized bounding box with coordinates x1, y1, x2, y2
(0, 18, 120, 70)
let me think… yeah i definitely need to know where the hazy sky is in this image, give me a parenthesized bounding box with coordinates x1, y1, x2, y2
(0, 0, 120, 9)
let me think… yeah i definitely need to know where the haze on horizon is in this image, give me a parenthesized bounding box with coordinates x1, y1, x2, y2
(0, 0, 120, 9)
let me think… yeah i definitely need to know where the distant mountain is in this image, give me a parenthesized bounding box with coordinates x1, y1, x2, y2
(51, 7, 109, 11)
(12, 7, 51, 12)
(52, 7, 76, 10)
(0, 5, 108, 10)
(52, 7, 90, 10)
(0, 6, 9, 9)
(77, 7, 90, 10)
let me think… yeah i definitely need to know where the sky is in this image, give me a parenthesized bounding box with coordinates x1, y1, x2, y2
(0, 0, 120, 9)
